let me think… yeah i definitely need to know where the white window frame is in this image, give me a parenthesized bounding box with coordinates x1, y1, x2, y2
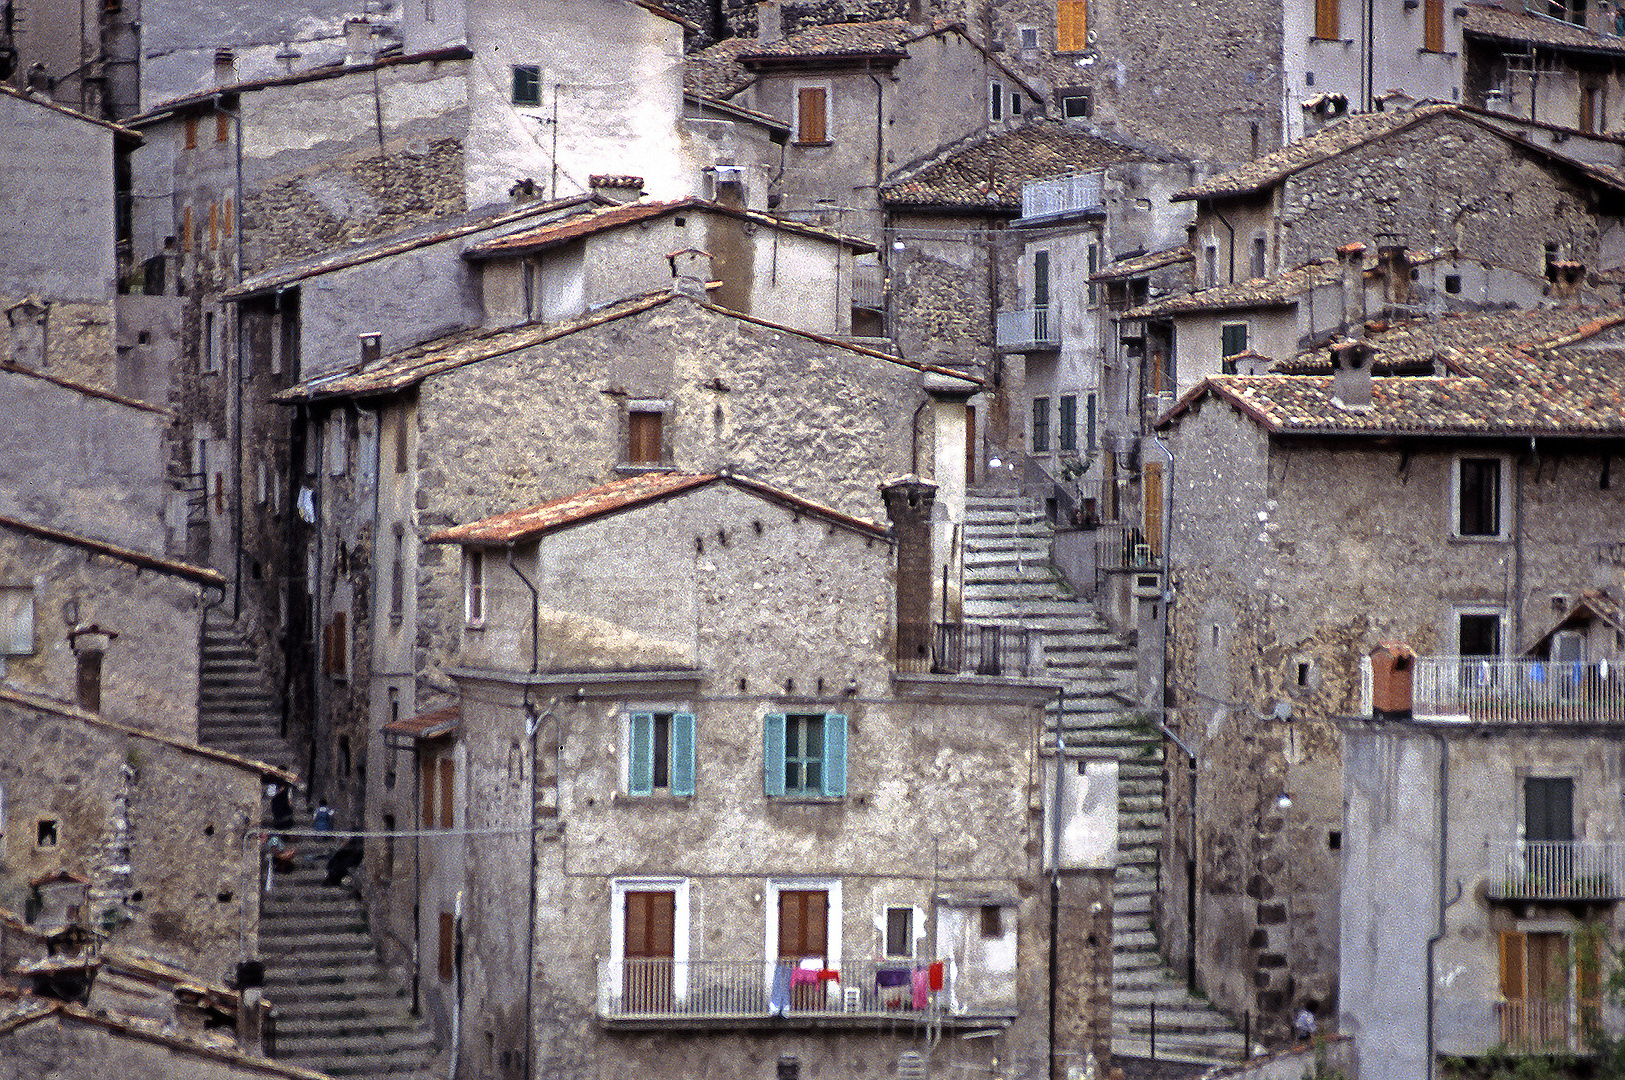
(0, 585, 36, 656)
(1451, 453, 1511, 540)
(878, 903, 925, 959)
(608, 877, 691, 1006)
(464, 549, 486, 628)
(1453, 604, 1507, 657)
(765, 877, 842, 971)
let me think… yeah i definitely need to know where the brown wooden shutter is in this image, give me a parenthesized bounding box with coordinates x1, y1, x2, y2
(1424, 0, 1443, 51)
(1058, 0, 1087, 51)
(625, 891, 676, 958)
(1499, 929, 1525, 1000)
(777, 890, 828, 959)
(797, 87, 827, 144)
(965, 405, 977, 484)
(439, 756, 455, 829)
(628, 411, 662, 464)
(1315, 0, 1339, 37)
(1143, 461, 1164, 557)
(438, 911, 455, 981)
(421, 753, 436, 829)
(184, 116, 197, 150)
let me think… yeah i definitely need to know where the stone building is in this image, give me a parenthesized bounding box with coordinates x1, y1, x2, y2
(1464, 3, 1625, 134)
(271, 288, 980, 958)
(1153, 307, 1625, 1042)
(1342, 641, 1625, 1080)
(407, 470, 1114, 1080)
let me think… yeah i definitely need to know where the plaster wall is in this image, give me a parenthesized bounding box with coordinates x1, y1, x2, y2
(0, 1012, 298, 1080)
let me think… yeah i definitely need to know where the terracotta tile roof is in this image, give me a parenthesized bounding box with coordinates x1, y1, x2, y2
(225, 194, 596, 300)
(1126, 258, 1340, 317)
(685, 92, 788, 135)
(1462, 2, 1625, 56)
(881, 122, 1160, 209)
(1092, 246, 1192, 282)
(685, 37, 758, 99)
(1272, 305, 1624, 371)
(738, 18, 956, 63)
(462, 198, 875, 259)
(424, 472, 888, 546)
(382, 704, 460, 739)
(1159, 307, 1625, 436)
(1528, 588, 1625, 655)
(274, 292, 978, 404)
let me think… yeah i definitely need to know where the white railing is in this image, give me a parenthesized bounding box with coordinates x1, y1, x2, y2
(995, 306, 1057, 349)
(599, 958, 951, 1020)
(1021, 172, 1103, 219)
(1412, 657, 1625, 724)
(1486, 840, 1625, 900)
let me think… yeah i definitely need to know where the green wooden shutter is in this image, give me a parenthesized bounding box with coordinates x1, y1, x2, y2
(629, 712, 654, 795)
(822, 713, 847, 798)
(764, 714, 787, 797)
(671, 713, 695, 797)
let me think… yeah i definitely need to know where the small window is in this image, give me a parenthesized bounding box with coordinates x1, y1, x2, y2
(796, 86, 828, 145)
(438, 911, 455, 981)
(465, 550, 485, 625)
(1057, 0, 1088, 51)
(390, 525, 405, 618)
(1086, 393, 1097, 451)
(1020, 26, 1040, 48)
(1445, 273, 1461, 294)
(0, 586, 35, 656)
(184, 115, 198, 150)
(512, 64, 541, 106)
(1204, 244, 1218, 288)
(1060, 91, 1092, 120)
(1033, 250, 1051, 309)
(1456, 457, 1503, 537)
(37, 819, 59, 848)
(980, 904, 1002, 937)
(885, 907, 914, 957)
(1058, 395, 1077, 452)
(1032, 396, 1050, 452)
(764, 712, 847, 798)
(1423, 0, 1444, 51)
(1328, 830, 1341, 851)
(1459, 612, 1502, 657)
(628, 712, 695, 796)
(990, 80, 1004, 122)
(1251, 236, 1267, 280)
(203, 311, 217, 372)
(628, 409, 663, 465)
(1011, 91, 1022, 117)
(1221, 323, 1249, 370)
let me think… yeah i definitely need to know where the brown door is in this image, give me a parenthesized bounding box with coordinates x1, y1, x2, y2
(964, 406, 977, 484)
(628, 410, 662, 464)
(778, 889, 828, 1009)
(624, 890, 676, 1012)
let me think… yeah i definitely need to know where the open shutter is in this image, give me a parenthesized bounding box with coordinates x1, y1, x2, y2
(1500, 930, 1525, 1000)
(797, 88, 827, 144)
(629, 713, 654, 795)
(822, 713, 847, 798)
(764, 714, 787, 797)
(670, 713, 695, 797)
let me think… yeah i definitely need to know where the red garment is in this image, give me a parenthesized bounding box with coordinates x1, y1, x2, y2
(929, 962, 944, 991)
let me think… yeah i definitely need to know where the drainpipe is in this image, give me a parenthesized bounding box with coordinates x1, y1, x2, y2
(1514, 438, 1530, 648)
(504, 544, 543, 1077)
(449, 888, 463, 1080)
(1048, 686, 1066, 1080)
(910, 398, 930, 477)
(214, 93, 246, 618)
(1426, 733, 1464, 1080)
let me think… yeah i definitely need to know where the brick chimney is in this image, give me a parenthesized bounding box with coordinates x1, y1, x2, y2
(882, 477, 937, 671)
(1369, 642, 1415, 720)
(1337, 242, 1367, 336)
(1551, 260, 1586, 304)
(1330, 339, 1374, 410)
(757, 1, 783, 42)
(1378, 244, 1412, 307)
(213, 48, 236, 87)
(359, 332, 381, 365)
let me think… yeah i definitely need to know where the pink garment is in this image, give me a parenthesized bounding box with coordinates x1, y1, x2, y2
(791, 966, 822, 989)
(911, 966, 929, 1009)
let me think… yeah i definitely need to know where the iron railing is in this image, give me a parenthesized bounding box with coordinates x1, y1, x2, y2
(995, 306, 1058, 350)
(1412, 657, 1625, 724)
(1496, 998, 1601, 1052)
(1096, 525, 1155, 571)
(599, 959, 949, 1020)
(1486, 840, 1625, 900)
(1021, 172, 1104, 219)
(897, 623, 1036, 677)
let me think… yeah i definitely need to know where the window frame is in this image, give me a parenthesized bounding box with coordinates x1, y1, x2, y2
(1452, 454, 1509, 539)
(465, 549, 486, 628)
(990, 79, 1004, 122)
(512, 64, 541, 107)
(883, 905, 920, 959)
(764, 712, 847, 799)
(1221, 322, 1249, 371)
(1058, 395, 1077, 452)
(626, 711, 696, 797)
(1455, 606, 1506, 658)
(0, 585, 35, 656)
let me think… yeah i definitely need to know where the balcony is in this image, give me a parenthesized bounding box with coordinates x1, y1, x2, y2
(995, 306, 1059, 352)
(1096, 525, 1157, 572)
(1412, 657, 1625, 725)
(1494, 999, 1602, 1053)
(897, 622, 1038, 678)
(1020, 172, 1104, 221)
(1486, 840, 1625, 901)
(598, 958, 1010, 1029)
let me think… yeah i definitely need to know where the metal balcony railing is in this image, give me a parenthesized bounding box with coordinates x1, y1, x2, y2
(995, 306, 1058, 350)
(599, 959, 953, 1020)
(1486, 840, 1625, 900)
(1495, 998, 1602, 1053)
(1021, 172, 1104, 220)
(1097, 525, 1155, 571)
(896, 623, 1036, 677)
(1412, 658, 1625, 724)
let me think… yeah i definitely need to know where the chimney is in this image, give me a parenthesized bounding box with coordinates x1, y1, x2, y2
(1337, 241, 1367, 335)
(213, 47, 236, 86)
(26, 62, 50, 98)
(359, 332, 382, 365)
(1330, 339, 1374, 410)
(882, 477, 938, 672)
(590, 174, 645, 204)
(1551, 260, 1585, 304)
(1378, 244, 1411, 307)
(1369, 642, 1415, 720)
(757, 1, 783, 42)
(669, 248, 712, 299)
(907, 0, 926, 24)
(344, 19, 376, 66)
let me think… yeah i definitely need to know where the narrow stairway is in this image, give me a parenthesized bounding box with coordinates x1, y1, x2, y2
(198, 611, 297, 774)
(260, 833, 439, 1077)
(961, 492, 1245, 1063)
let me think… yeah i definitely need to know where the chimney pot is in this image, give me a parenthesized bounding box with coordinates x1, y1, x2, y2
(359, 332, 382, 364)
(1378, 244, 1412, 307)
(590, 174, 645, 204)
(213, 48, 236, 87)
(1336, 242, 1367, 336)
(757, 1, 783, 42)
(1370, 642, 1415, 720)
(1330, 339, 1374, 409)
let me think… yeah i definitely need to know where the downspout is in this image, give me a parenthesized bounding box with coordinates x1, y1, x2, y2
(1206, 199, 1237, 285)
(1156, 717, 1200, 992)
(1426, 734, 1464, 1080)
(1149, 430, 1182, 981)
(1514, 438, 1530, 647)
(1048, 686, 1066, 1080)
(449, 888, 463, 1080)
(1365, 0, 1375, 113)
(214, 92, 246, 617)
(506, 546, 544, 1080)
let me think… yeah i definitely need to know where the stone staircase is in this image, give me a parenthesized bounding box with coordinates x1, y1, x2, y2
(962, 492, 1245, 1064)
(198, 612, 297, 775)
(260, 839, 439, 1077)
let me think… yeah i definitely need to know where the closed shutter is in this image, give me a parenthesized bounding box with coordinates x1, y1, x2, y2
(331, 610, 347, 675)
(1424, 0, 1444, 51)
(778, 890, 829, 960)
(823, 713, 847, 797)
(439, 911, 455, 982)
(1316, 0, 1339, 37)
(1144, 461, 1164, 557)
(1499, 930, 1525, 1000)
(671, 713, 695, 797)
(1057, 0, 1087, 51)
(764, 714, 787, 797)
(629, 713, 654, 795)
(797, 87, 827, 144)
(439, 756, 455, 829)
(421, 754, 436, 829)
(628, 411, 662, 465)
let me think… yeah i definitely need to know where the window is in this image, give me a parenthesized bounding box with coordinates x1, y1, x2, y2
(1020, 26, 1040, 48)
(203, 311, 217, 372)
(1315, 0, 1339, 37)
(438, 911, 455, 981)
(1204, 244, 1218, 288)
(1057, 0, 1088, 51)
(1526, 777, 1574, 842)
(512, 65, 541, 106)
(439, 755, 454, 829)
(1032, 397, 1050, 452)
(465, 550, 485, 625)
(990, 80, 1004, 122)
(764, 713, 847, 798)
(1060, 90, 1092, 120)
(1059, 395, 1077, 452)
(885, 907, 914, 958)
(1251, 236, 1267, 280)
(184, 116, 197, 150)
(1088, 243, 1099, 305)
(1455, 456, 1504, 537)
(324, 610, 347, 678)
(628, 409, 663, 465)
(1086, 392, 1097, 451)
(216, 112, 229, 144)
(980, 904, 1003, 937)
(1143, 460, 1164, 557)
(1011, 91, 1022, 117)
(0, 586, 34, 655)
(1458, 611, 1502, 657)
(1581, 86, 1603, 133)
(628, 712, 695, 796)
(1033, 250, 1051, 309)
(1221, 323, 1249, 371)
(1499, 929, 1599, 1047)
(390, 525, 404, 618)
(37, 819, 59, 848)
(795, 86, 828, 145)
(1423, 0, 1444, 52)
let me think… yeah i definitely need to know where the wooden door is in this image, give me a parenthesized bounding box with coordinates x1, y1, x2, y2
(965, 406, 977, 484)
(624, 890, 676, 1012)
(779, 889, 829, 1010)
